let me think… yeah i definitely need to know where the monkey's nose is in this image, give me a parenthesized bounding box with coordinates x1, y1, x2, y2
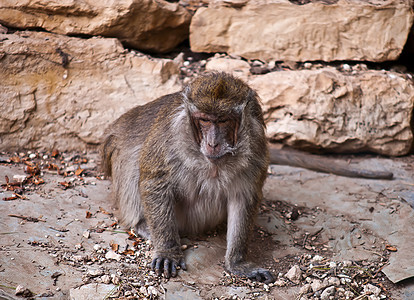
(208, 142, 219, 149)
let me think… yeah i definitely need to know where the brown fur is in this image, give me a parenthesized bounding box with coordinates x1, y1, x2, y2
(102, 72, 273, 282)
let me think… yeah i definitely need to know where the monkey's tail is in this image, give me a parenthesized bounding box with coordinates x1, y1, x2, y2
(269, 145, 393, 180)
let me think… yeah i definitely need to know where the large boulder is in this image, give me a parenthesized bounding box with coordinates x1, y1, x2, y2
(0, 0, 191, 53)
(249, 68, 414, 156)
(190, 0, 413, 62)
(0, 31, 182, 151)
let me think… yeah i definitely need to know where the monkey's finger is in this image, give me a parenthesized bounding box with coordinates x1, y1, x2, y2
(179, 260, 187, 271)
(164, 259, 171, 278)
(154, 258, 164, 275)
(151, 258, 157, 270)
(171, 261, 178, 277)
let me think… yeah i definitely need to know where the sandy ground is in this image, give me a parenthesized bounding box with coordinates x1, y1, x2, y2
(1, 151, 414, 299)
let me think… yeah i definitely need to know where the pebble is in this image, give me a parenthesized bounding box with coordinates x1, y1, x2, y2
(93, 244, 101, 251)
(363, 283, 381, 296)
(13, 174, 27, 183)
(299, 283, 311, 294)
(273, 279, 287, 287)
(101, 274, 111, 284)
(83, 230, 90, 239)
(320, 286, 336, 300)
(311, 279, 328, 292)
(327, 276, 340, 286)
(87, 268, 104, 277)
(147, 286, 158, 297)
(311, 255, 324, 262)
(105, 250, 122, 261)
(15, 285, 26, 295)
(285, 265, 302, 284)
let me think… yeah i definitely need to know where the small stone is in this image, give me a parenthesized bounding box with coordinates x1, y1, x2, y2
(15, 285, 25, 295)
(299, 283, 311, 294)
(344, 290, 355, 299)
(101, 275, 111, 284)
(327, 277, 340, 286)
(93, 244, 101, 251)
(87, 268, 104, 277)
(140, 286, 148, 296)
(263, 283, 269, 292)
(273, 279, 287, 287)
(147, 286, 158, 297)
(303, 62, 312, 69)
(311, 255, 324, 262)
(321, 286, 336, 300)
(328, 261, 337, 268)
(111, 274, 120, 285)
(105, 250, 121, 261)
(181, 244, 188, 250)
(13, 175, 27, 183)
(311, 279, 328, 292)
(15, 285, 32, 297)
(285, 265, 302, 284)
(83, 230, 90, 239)
(363, 284, 381, 296)
(73, 255, 84, 261)
(29, 153, 37, 159)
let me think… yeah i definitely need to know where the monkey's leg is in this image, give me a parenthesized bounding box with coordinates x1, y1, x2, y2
(141, 188, 186, 278)
(225, 198, 274, 283)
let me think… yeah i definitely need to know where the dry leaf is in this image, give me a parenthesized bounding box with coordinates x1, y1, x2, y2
(75, 167, 84, 176)
(85, 211, 92, 218)
(386, 244, 397, 252)
(122, 249, 135, 255)
(110, 242, 119, 252)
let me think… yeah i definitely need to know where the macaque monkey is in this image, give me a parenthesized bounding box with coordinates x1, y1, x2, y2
(102, 72, 273, 282)
(101, 72, 393, 282)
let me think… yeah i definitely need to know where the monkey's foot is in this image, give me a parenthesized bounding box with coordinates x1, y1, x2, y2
(151, 256, 187, 279)
(228, 262, 274, 283)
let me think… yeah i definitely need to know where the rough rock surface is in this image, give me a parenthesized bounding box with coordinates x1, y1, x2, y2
(248, 67, 414, 156)
(0, 0, 191, 53)
(190, 0, 413, 62)
(0, 31, 182, 151)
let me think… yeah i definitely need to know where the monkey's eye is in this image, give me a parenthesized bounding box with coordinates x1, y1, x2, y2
(199, 118, 211, 126)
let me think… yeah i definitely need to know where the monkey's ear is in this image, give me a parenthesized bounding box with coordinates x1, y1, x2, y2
(189, 114, 202, 145)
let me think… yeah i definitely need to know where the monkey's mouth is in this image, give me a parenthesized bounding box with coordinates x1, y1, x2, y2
(206, 155, 223, 162)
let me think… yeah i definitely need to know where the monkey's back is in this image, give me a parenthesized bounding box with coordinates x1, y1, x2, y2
(101, 93, 183, 231)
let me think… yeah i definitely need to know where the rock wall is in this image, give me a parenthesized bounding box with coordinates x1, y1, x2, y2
(0, 0, 414, 155)
(0, 31, 182, 151)
(190, 0, 413, 62)
(249, 67, 414, 156)
(0, 0, 191, 53)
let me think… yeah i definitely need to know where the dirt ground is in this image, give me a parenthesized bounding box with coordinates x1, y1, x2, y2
(0, 150, 414, 299)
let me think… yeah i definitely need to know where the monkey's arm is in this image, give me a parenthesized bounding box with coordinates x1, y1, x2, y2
(140, 179, 186, 278)
(269, 144, 393, 180)
(225, 196, 274, 283)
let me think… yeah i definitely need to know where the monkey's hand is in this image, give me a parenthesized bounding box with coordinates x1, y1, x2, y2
(228, 262, 274, 283)
(151, 251, 187, 279)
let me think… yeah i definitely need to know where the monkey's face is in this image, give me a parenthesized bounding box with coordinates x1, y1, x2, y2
(191, 112, 239, 161)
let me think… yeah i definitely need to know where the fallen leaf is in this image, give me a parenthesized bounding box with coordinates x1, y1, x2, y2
(75, 167, 84, 176)
(99, 207, 111, 215)
(60, 181, 71, 189)
(85, 211, 92, 218)
(110, 242, 119, 252)
(386, 244, 397, 252)
(122, 249, 135, 255)
(51, 149, 60, 157)
(9, 156, 21, 163)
